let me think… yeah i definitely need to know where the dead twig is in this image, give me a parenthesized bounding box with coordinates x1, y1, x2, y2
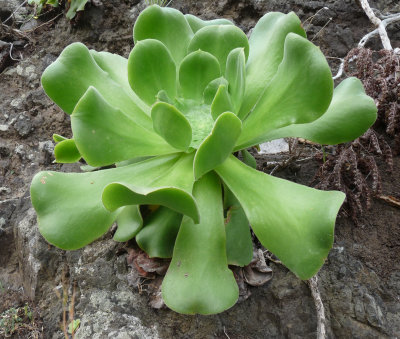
(359, 0, 397, 50)
(307, 275, 326, 339)
(1, 23, 31, 41)
(23, 13, 63, 33)
(376, 195, 400, 209)
(9, 43, 23, 61)
(223, 326, 231, 339)
(263, 250, 282, 265)
(3, 0, 28, 25)
(332, 58, 344, 80)
(69, 283, 77, 339)
(303, 7, 330, 31)
(311, 17, 332, 42)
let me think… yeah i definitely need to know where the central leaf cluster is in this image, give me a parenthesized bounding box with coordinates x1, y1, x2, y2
(127, 9, 249, 156)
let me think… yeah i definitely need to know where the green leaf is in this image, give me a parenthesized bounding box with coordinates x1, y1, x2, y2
(102, 153, 199, 223)
(136, 206, 182, 258)
(71, 87, 177, 166)
(162, 172, 238, 314)
(128, 39, 176, 106)
(225, 48, 246, 113)
(255, 77, 378, 145)
(66, 0, 89, 19)
(46, 0, 58, 6)
(42, 43, 152, 130)
(53, 133, 67, 143)
(54, 139, 81, 163)
(194, 112, 241, 179)
(237, 33, 333, 150)
(113, 205, 143, 242)
(133, 5, 193, 65)
(187, 25, 249, 74)
(151, 102, 192, 150)
(239, 12, 306, 119)
(203, 77, 228, 105)
(223, 185, 253, 267)
(156, 90, 173, 104)
(115, 157, 152, 167)
(90, 50, 149, 114)
(179, 50, 221, 101)
(216, 155, 345, 279)
(210, 85, 233, 120)
(31, 154, 181, 250)
(67, 319, 80, 334)
(184, 14, 233, 33)
(240, 149, 257, 169)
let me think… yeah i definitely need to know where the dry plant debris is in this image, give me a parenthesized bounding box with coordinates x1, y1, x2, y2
(345, 48, 400, 154)
(313, 45, 399, 224)
(312, 129, 393, 224)
(0, 290, 44, 338)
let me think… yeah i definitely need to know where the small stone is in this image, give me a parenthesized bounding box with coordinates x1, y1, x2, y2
(259, 139, 289, 154)
(0, 124, 9, 132)
(20, 19, 39, 32)
(39, 140, 54, 153)
(16, 65, 23, 76)
(24, 65, 34, 74)
(14, 113, 32, 137)
(15, 144, 25, 157)
(364, 294, 384, 328)
(10, 98, 23, 108)
(0, 187, 11, 194)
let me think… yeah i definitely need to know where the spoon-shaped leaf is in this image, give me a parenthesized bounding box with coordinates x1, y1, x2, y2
(179, 50, 221, 101)
(184, 14, 233, 33)
(54, 139, 81, 163)
(162, 172, 238, 314)
(216, 155, 345, 279)
(42, 42, 152, 130)
(237, 33, 333, 149)
(194, 112, 241, 179)
(102, 153, 199, 223)
(128, 39, 177, 106)
(133, 5, 193, 65)
(113, 205, 143, 242)
(90, 50, 149, 114)
(31, 154, 181, 250)
(71, 87, 178, 166)
(151, 102, 192, 151)
(136, 206, 183, 258)
(253, 77, 377, 145)
(210, 85, 234, 120)
(225, 48, 246, 114)
(239, 12, 306, 118)
(187, 25, 249, 74)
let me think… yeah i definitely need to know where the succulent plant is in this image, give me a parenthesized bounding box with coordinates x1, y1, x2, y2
(30, 5, 377, 314)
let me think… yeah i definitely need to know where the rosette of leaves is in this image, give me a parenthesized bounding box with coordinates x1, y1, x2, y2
(30, 5, 377, 314)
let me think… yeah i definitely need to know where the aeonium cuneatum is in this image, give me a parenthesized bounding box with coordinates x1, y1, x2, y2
(31, 5, 377, 314)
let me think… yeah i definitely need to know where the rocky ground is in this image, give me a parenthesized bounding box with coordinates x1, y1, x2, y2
(0, 0, 399, 338)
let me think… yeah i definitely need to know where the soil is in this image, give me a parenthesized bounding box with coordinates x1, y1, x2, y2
(254, 148, 400, 280)
(0, 0, 399, 338)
